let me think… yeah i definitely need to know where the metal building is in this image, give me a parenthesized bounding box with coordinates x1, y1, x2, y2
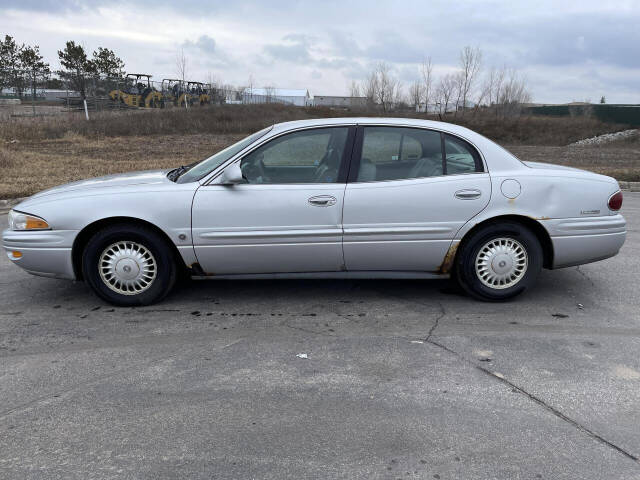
(243, 88, 312, 107)
(314, 95, 367, 108)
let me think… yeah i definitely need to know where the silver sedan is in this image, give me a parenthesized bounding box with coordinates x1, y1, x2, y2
(2, 118, 626, 305)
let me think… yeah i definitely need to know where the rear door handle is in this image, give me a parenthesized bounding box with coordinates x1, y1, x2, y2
(308, 195, 337, 207)
(455, 189, 482, 200)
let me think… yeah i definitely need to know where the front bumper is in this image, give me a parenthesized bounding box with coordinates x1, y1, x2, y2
(2, 229, 78, 280)
(543, 214, 626, 269)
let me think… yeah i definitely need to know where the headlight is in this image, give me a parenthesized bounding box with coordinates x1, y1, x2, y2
(8, 210, 50, 230)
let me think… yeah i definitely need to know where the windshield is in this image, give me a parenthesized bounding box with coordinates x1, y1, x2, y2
(176, 126, 272, 183)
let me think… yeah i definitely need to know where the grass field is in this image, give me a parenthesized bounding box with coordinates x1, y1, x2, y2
(0, 105, 638, 198)
(0, 133, 242, 198)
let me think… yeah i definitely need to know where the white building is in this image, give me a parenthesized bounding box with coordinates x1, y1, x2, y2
(243, 87, 312, 107)
(1, 87, 78, 101)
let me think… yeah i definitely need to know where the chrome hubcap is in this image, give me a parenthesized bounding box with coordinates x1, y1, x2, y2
(99, 241, 157, 295)
(475, 237, 528, 289)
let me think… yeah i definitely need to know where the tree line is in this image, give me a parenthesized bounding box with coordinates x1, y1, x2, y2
(2, 35, 531, 115)
(0, 35, 125, 99)
(351, 46, 532, 118)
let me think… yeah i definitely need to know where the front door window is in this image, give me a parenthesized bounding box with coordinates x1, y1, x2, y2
(240, 127, 350, 184)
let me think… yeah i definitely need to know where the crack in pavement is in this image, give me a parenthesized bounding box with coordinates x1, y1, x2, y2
(424, 337, 639, 464)
(364, 279, 637, 463)
(424, 301, 446, 342)
(576, 265, 596, 288)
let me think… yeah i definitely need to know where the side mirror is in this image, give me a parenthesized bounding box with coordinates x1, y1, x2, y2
(219, 163, 245, 185)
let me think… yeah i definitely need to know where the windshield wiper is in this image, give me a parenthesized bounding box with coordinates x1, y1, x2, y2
(167, 165, 191, 182)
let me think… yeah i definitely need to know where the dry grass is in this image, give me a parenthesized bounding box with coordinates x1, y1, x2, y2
(0, 103, 630, 146)
(0, 133, 245, 198)
(448, 115, 629, 146)
(0, 104, 318, 142)
(0, 147, 14, 169)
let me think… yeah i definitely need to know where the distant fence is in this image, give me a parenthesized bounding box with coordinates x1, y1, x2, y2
(0, 72, 303, 121)
(527, 104, 640, 126)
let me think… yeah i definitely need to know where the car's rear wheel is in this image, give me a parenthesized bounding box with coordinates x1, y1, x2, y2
(82, 224, 177, 306)
(455, 222, 542, 301)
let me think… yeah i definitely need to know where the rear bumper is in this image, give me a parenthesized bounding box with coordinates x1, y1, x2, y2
(2, 229, 77, 280)
(544, 214, 626, 268)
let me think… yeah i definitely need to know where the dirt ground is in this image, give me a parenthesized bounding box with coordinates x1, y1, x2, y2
(1, 133, 639, 198)
(506, 143, 640, 182)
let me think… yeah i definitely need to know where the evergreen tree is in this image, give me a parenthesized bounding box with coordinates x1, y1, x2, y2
(58, 41, 96, 99)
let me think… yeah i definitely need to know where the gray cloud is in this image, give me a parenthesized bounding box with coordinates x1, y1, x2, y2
(363, 31, 427, 64)
(183, 35, 216, 53)
(1, 0, 639, 102)
(263, 35, 312, 63)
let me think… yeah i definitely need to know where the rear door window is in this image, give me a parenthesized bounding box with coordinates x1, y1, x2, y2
(356, 127, 443, 182)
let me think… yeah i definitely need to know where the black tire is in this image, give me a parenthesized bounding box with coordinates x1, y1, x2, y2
(454, 222, 542, 301)
(81, 224, 177, 306)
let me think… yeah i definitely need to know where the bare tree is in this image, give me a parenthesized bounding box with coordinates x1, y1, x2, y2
(175, 47, 188, 83)
(393, 80, 405, 108)
(264, 85, 276, 103)
(459, 46, 482, 115)
(206, 72, 219, 89)
(348, 79, 361, 98)
(420, 57, 433, 113)
(356, 62, 403, 111)
(452, 71, 465, 117)
(206, 71, 223, 104)
(475, 66, 497, 115)
(409, 80, 424, 111)
(435, 73, 456, 118)
(492, 66, 505, 118)
(362, 69, 379, 107)
(375, 62, 401, 112)
(499, 68, 531, 117)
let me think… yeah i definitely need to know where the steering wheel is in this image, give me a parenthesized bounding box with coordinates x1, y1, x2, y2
(312, 148, 337, 183)
(241, 154, 270, 183)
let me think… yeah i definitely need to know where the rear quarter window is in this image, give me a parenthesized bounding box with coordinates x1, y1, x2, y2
(443, 134, 483, 174)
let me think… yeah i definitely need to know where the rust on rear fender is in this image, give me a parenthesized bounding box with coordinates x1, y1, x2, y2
(438, 241, 460, 274)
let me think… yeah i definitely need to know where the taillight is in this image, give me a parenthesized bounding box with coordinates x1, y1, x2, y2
(608, 191, 623, 211)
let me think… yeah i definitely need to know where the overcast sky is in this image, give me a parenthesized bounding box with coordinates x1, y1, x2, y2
(1, 0, 638, 103)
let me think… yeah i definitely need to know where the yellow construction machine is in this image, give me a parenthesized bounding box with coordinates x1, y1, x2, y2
(187, 81, 210, 105)
(161, 79, 193, 107)
(109, 74, 163, 108)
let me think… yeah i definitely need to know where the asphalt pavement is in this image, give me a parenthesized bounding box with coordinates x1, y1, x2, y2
(1, 195, 640, 479)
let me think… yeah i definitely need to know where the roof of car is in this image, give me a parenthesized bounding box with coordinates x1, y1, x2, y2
(271, 117, 471, 135)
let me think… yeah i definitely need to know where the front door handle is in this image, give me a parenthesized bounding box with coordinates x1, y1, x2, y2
(308, 195, 337, 207)
(455, 189, 482, 200)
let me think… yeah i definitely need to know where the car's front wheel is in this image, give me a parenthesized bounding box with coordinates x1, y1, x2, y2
(455, 222, 542, 301)
(82, 224, 177, 306)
